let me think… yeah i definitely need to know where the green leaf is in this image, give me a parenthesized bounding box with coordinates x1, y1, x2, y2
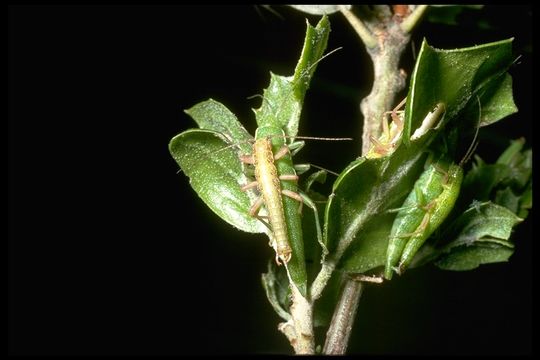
(416, 202, 522, 271)
(461, 159, 511, 202)
(460, 139, 532, 215)
(440, 202, 522, 247)
(495, 187, 520, 214)
(476, 73, 518, 126)
(254, 16, 330, 137)
(261, 261, 291, 321)
(324, 135, 434, 274)
(404, 38, 514, 146)
(435, 243, 514, 271)
(184, 99, 253, 154)
(169, 129, 266, 234)
(499, 147, 532, 191)
(518, 181, 532, 219)
(339, 211, 396, 274)
(496, 137, 525, 165)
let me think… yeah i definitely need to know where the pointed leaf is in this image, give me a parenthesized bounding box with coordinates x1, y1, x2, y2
(476, 73, 518, 126)
(404, 38, 514, 145)
(254, 16, 330, 137)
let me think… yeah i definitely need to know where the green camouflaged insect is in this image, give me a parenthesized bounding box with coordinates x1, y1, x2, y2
(384, 101, 480, 279)
(384, 160, 463, 279)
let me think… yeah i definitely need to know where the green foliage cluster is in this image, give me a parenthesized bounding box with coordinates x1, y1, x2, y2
(169, 16, 530, 323)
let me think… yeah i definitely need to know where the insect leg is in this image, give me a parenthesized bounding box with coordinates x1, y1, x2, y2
(246, 196, 272, 231)
(288, 141, 305, 157)
(390, 97, 406, 122)
(369, 135, 387, 156)
(293, 163, 311, 175)
(386, 204, 417, 213)
(399, 206, 433, 238)
(398, 220, 432, 273)
(248, 196, 265, 217)
(432, 163, 450, 185)
(239, 154, 255, 164)
(382, 97, 406, 138)
(266, 232, 283, 266)
(299, 190, 326, 261)
(241, 180, 259, 191)
(367, 98, 406, 158)
(282, 189, 303, 214)
(279, 174, 299, 182)
(273, 145, 290, 161)
(384, 183, 425, 279)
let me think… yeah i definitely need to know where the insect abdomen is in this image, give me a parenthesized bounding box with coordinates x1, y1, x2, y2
(253, 138, 292, 262)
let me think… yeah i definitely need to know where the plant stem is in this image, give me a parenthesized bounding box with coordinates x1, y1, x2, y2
(339, 6, 377, 49)
(360, 24, 409, 155)
(323, 280, 364, 354)
(320, 5, 427, 354)
(279, 283, 315, 354)
(400, 5, 428, 33)
(310, 260, 335, 301)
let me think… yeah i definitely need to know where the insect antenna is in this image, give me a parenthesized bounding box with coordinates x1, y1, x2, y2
(510, 54, 522, 67)
(266, 134, 353, 143)
(288, 135, 353, 141)
(459, 96, 482, 167)
(257, 46, 344, 129)
(309, 163, 340, 177)
(247, 93, 277, 115)
(297, 47, 343, 79)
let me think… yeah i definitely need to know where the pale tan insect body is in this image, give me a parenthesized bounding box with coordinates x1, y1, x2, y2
(253, 137, 292, 263)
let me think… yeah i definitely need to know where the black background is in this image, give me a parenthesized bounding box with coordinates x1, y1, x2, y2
(9, 4, 532, 355)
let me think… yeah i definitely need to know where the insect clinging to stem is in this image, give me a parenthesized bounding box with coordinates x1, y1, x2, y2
(239, 126, 301, 265)
(173, 42, 351, 267)
(223, 46, 350, 266)
(366, 97, 406, 159)
(238, 125, 352, 265)
(366, 98, 447, 159)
